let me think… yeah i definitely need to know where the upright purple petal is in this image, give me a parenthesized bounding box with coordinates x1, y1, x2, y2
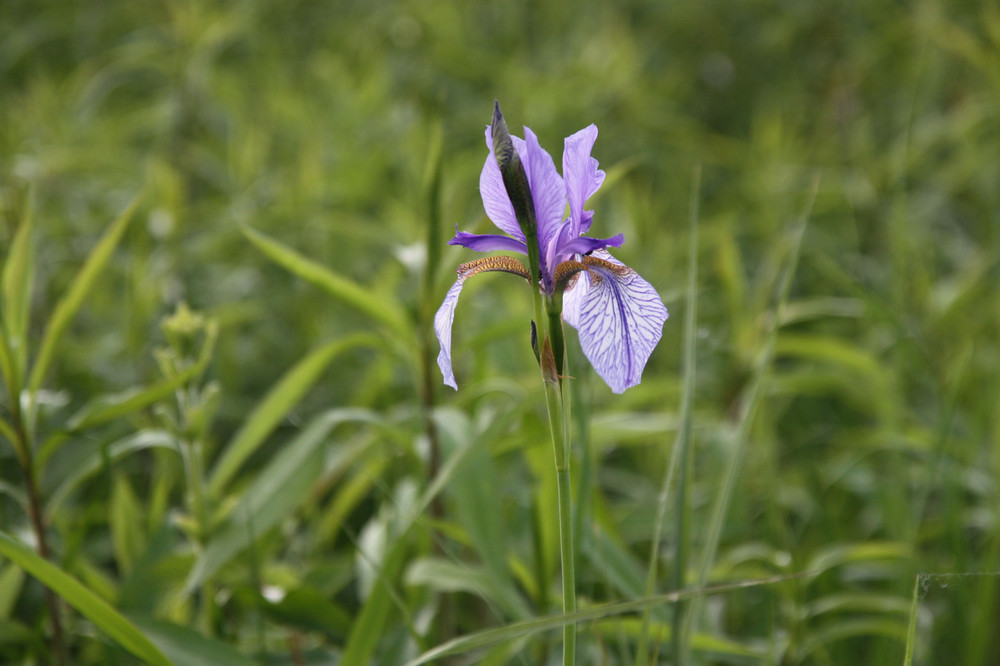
(449, 230, 528, 254)
(563, 125, 606, 236)
(521, 127, 566, 254)
(563, 251, 668, 393)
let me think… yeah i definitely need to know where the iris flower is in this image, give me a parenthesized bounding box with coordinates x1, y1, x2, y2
(434, 109, 668, 393)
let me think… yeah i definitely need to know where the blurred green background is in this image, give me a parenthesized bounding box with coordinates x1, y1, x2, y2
(2, 0, 999, 663)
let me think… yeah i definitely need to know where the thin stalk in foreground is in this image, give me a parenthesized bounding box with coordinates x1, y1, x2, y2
(678, 177, 817, 662)
(637, 164, 700, 666)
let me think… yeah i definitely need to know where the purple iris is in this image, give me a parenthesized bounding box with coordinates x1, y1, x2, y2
(434, 120, 668, 393)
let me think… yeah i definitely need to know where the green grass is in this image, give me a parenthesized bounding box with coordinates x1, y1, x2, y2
(2, 0, 1000, 663)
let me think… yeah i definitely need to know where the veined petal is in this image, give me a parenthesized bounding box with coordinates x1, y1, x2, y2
(563, 250, 668, 393)
(563, 125, 606, 237)
(450, 230, 528, 254)
(434, 256, 530, 390)
(522, 127, 566, 253)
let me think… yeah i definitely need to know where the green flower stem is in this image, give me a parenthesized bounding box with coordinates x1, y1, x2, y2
(543, 374, 576, 666)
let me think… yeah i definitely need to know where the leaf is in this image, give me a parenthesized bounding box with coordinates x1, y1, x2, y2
(242, 225, 409, 337)
(186, 408, 386, 594)
(1, 191, 34, 390)
(263, 586, 352, 640)
(46, 430, 179, 522)
(0, 562, 26, 618)
(0, 530, 172, 666)
(804, 542, 911, 577)
(110, 473, 145, 577)
(128, 615, 258, 666)
(403, 582, 782, 666)
(28, 191, 143, 394)
(207, 334, 376, 496)
(449, 436, 530, 619)
(65, 359, 205, 432)
(341, 529, 410, 666)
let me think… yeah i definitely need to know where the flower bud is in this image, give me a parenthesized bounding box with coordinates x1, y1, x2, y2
(491, 101, 536, 238)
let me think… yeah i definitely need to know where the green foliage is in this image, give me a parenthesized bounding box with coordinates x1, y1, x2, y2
(2, 0, 1000, 664)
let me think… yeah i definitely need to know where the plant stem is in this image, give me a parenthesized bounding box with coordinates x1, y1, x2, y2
(542, 374, 575, 666)
(21, 442, 67, 665)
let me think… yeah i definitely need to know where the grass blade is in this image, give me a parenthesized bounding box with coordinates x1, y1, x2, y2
(638, 164, 699, 666)
(128, 615, 258, 666)
(679, 178, 818, 661)
(901, 575, 920, 666)
(187, 408, 386, 594)
(242, 225, 409, 337)
(28, 191, 143, 394)
(1, 189, 35, 389)
(0, 530, 172, 666)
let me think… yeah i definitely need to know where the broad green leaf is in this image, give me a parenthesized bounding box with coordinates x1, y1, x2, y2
(28, 191, 143, 394)
(0, 530, 172, 666)
(128, 615, 258, 666)
(207, 334, 376, 496)
(242, 225, 409, 337)
(187, 408, 386, 593)
(1, 193, 34, 391)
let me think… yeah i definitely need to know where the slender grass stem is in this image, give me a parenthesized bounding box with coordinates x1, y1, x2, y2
(637, 164, 700, 666)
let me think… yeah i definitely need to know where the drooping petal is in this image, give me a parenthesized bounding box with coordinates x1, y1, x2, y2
(449, 229, 528, 254)
(563, 250, 668, 393)
(563, 125, 606, 236)
(434, 256, 531, 390)
(434, 277, 466, 390)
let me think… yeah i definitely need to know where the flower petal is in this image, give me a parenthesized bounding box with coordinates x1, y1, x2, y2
(563, 251, 668, 393)
(522, 127, 566, 254)
(563, 125, 606, 236)
(434, 277, 466, 390)
(557, 233, 624, 257)
(450, 229, 528, 254)
(435, 256, 531, 390)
